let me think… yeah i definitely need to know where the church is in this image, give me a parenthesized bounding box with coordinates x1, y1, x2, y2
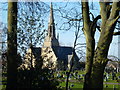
(23, 3, 80, 70)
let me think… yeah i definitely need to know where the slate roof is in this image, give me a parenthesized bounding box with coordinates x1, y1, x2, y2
(52, 46, 79, 63)
(31, 46, 79, 64)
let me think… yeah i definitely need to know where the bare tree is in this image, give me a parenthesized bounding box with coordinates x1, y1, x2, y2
(81, 0, 120, 89)
(56, 1, 120, 89)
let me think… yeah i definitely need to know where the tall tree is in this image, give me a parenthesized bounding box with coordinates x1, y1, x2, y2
(82, 0, 120, 89)
(17, 2, 49, 57)
(6, 1, 17, 89)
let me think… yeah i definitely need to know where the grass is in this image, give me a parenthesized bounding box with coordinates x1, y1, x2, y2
(0, 70, 120, 89)
(58, 81, 83, 90)
(59, 81, 83, 88)
(103, 84, 120, 89)
(104, 80, 120, 83)
(0, 86, 2, 90)
(58, 81, 120, 89)
(55, 70, 120, 89)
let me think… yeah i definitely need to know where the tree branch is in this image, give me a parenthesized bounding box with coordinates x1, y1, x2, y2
(69, 18, 82, 21)
(96, 26, 101, 32)
(89, 12, 94, 20)
(109, 1, 120, 20)
(113, 31, 120, 35)
(117, 20, 120, 23)
(90, 15, 101, 32)
(99, 2, 109, 22)
(82, 1, 90, 32)
(109, 15, 120, 26)
(96, 26, 120, 35)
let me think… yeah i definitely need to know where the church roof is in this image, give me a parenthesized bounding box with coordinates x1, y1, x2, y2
(52, 46, 79, 63)
(31, 46, 79, 62)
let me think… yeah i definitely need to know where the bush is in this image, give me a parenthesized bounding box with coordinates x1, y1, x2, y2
(17, 68, 59, 89)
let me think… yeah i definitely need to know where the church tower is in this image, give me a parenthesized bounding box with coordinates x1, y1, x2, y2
(43, 3, 59, 48)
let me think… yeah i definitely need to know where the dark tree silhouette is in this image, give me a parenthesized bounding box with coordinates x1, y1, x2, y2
(6, 1, 17, 89)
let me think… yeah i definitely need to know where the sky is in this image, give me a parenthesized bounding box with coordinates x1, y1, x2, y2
(0, 1, 119, 59)
(53, 2, 119, 58)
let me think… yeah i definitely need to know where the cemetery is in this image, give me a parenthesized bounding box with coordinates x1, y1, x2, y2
(54, 70, 120, 89)
(0, 1, 120, 89)
(0, 70, 120, 89)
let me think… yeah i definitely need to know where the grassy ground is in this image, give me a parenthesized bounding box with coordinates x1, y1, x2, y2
(55, 70, 120, 89)
(0, 70, 120, 89)
(58, 81, 120, 89)
(59, 81, 83, 88)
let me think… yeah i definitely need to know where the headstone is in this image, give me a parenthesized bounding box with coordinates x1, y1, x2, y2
(112, 72, 116, 80)
(71, 84, 74, 87)
(118, 76, 120, 79)
(78, 75, 81, 79)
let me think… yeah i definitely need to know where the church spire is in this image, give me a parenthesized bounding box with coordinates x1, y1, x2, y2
(48, 2, 55, 38)
(43, 3, 59, 47)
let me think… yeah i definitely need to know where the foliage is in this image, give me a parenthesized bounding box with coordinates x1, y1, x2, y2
(17, 52, 59, 89)
(17, 67, 59, 89)
(17, 2, 49, 57)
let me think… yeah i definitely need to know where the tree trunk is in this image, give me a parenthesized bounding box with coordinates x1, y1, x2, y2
(6, 1, 17, 89)
(83, 34, 95, 89)
(82, 1, 120, 89)
(90, 58, 108, 89)
(90, 23, 116, 89)
(81, 1, 95, 89)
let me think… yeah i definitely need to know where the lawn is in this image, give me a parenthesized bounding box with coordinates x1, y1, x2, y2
(55, 70, 120, 89)
(58, 81, 83, 89)
(0, 70, 120, 89)
(58, 81, 120, 89)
